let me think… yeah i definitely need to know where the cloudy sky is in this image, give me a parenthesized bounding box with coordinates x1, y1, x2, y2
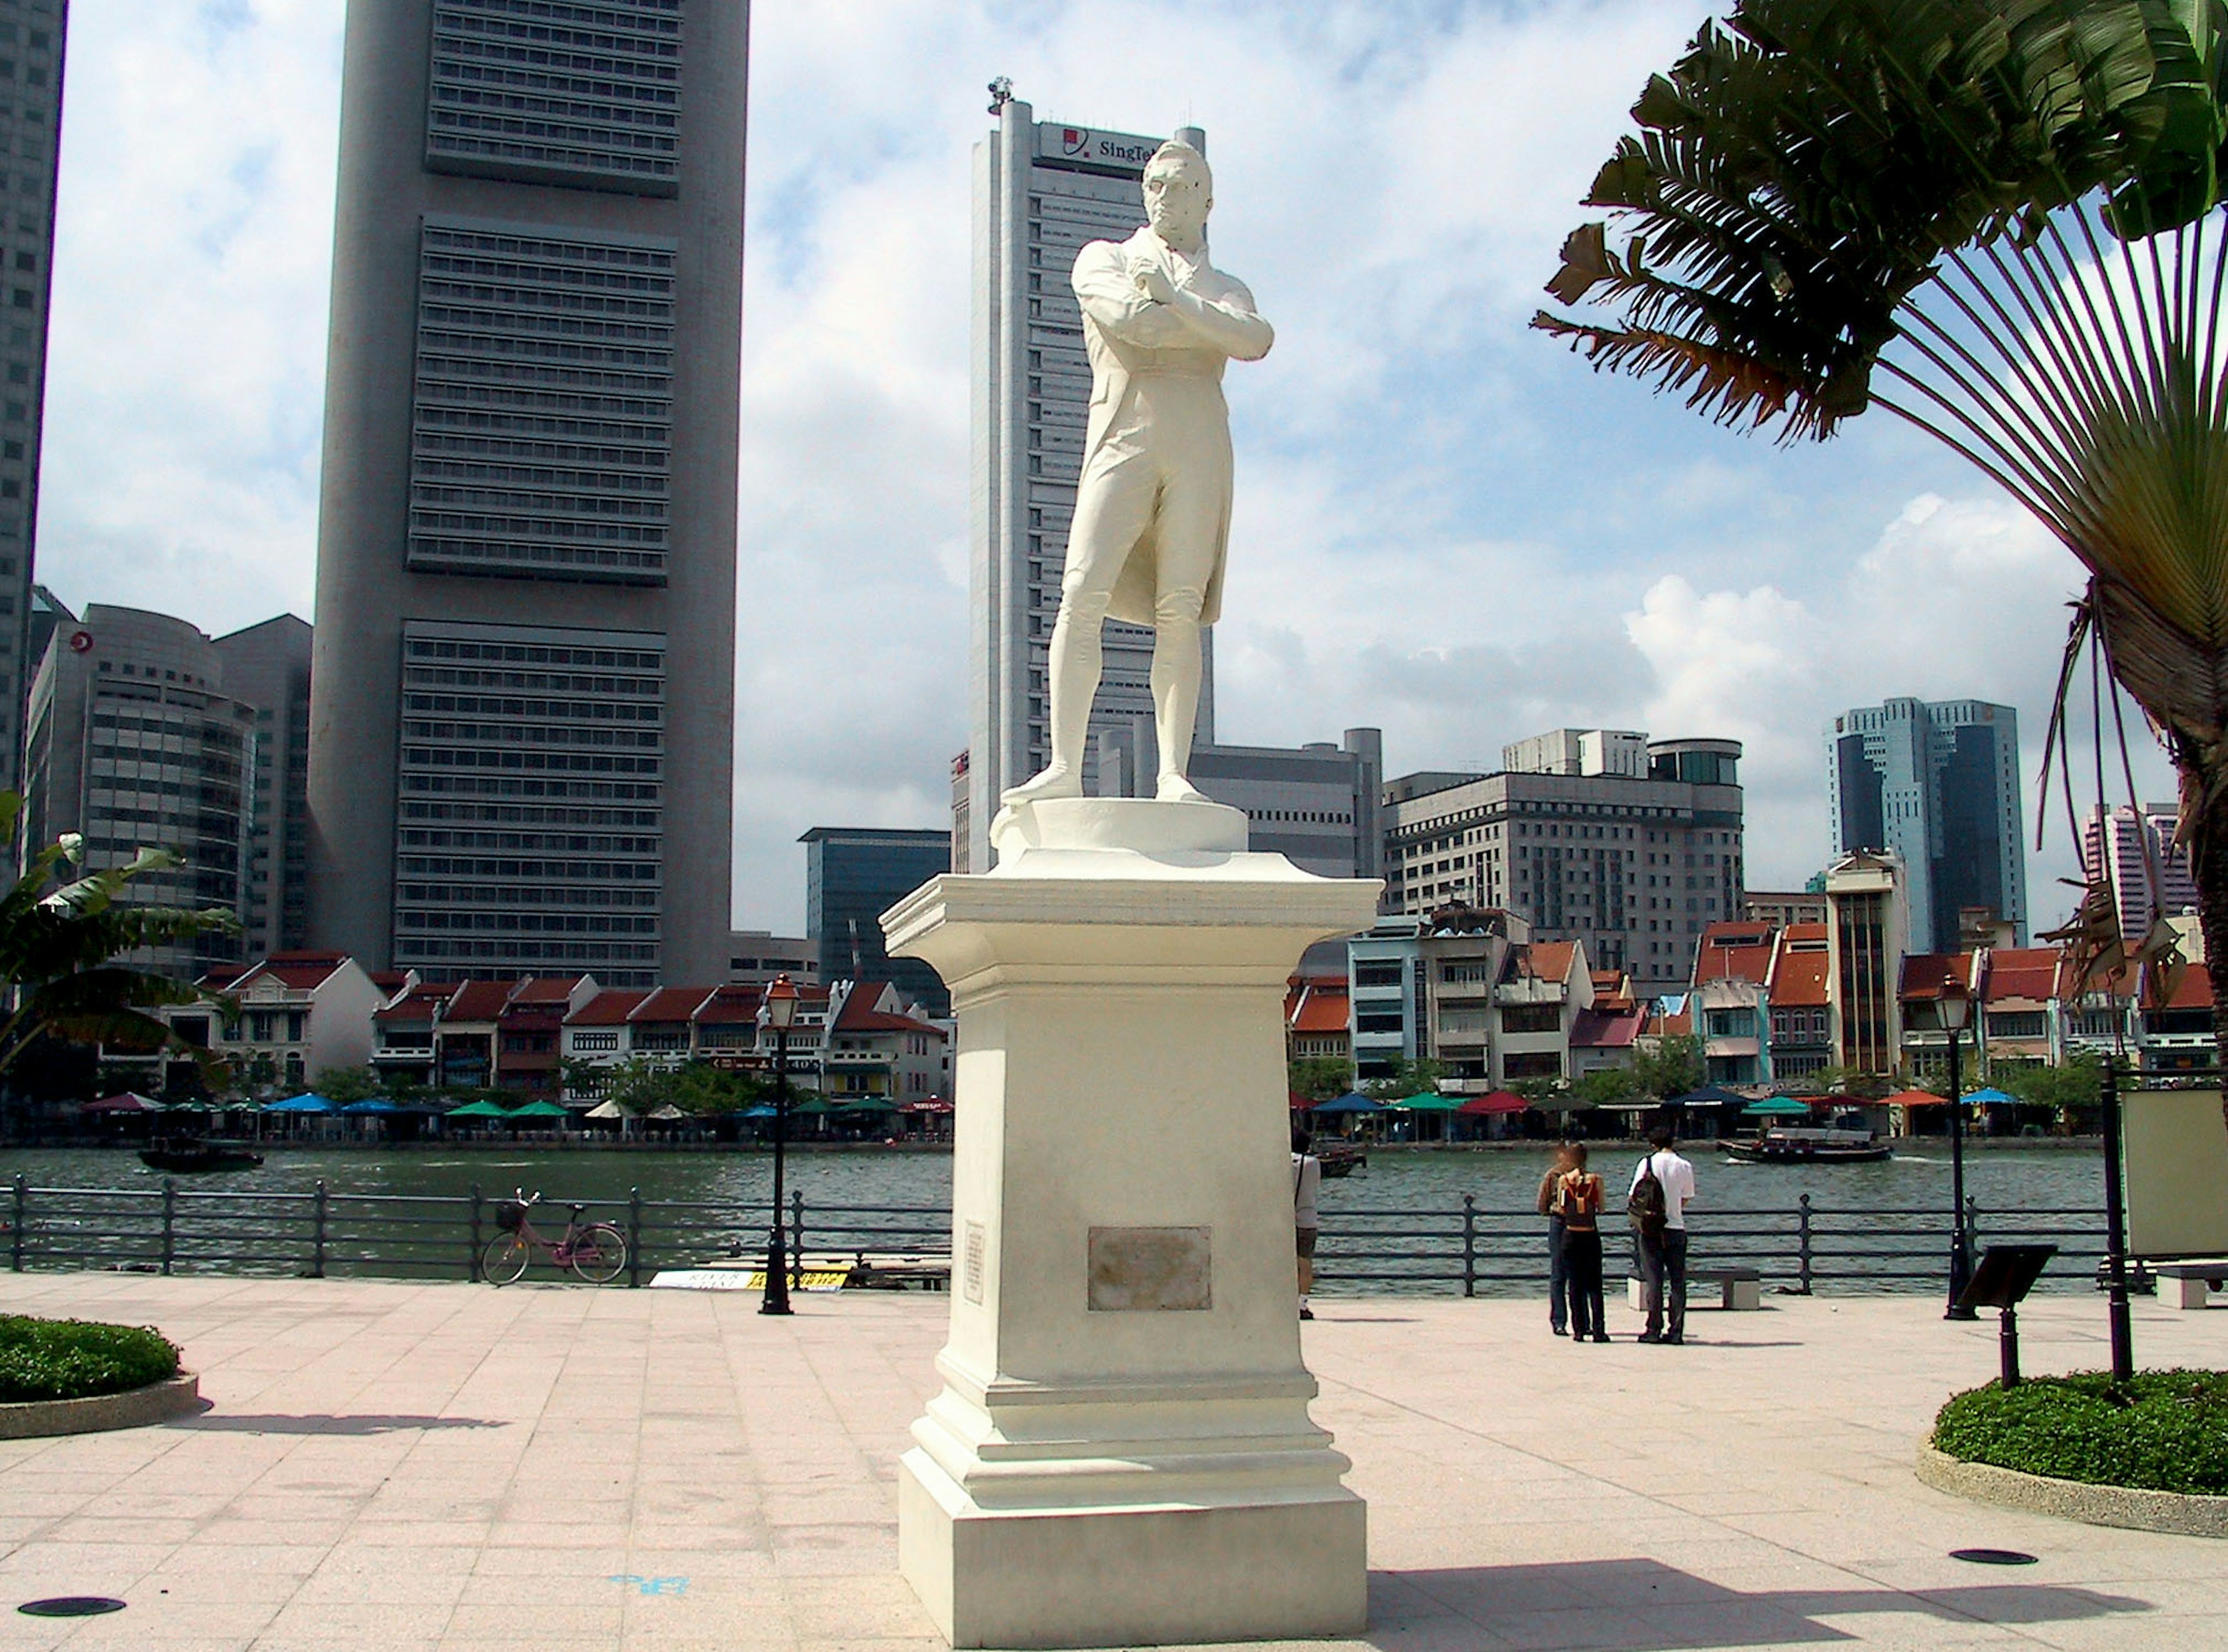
(33, 0, 2171, 938)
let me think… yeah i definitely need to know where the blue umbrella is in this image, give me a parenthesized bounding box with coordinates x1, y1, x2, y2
(1311, 1093, 1387, 1115)
(263, 1093, 336, 1114)
(1963, 1087, 2017, 1107)
(742, 1104, 779, 1120)
(341, 1097, 402, 1116)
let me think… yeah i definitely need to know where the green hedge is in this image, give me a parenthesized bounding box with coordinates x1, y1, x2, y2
(1933, 1371, 2228, 1495)
(0, 1315, 181, 1404)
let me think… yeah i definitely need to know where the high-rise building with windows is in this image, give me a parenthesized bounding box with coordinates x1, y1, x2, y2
(23, 605, 255, 977)
(800, 826, 952, 1017)
(1380, 730, 1745, 997)
(0, 1, 66, 791)
(962, 93, 1214, 872)
(2081, 801, 2197, 947)
(211, 614, 313, 959)
(1828, 697, 2026, 954)
(306, 0, 744, 989)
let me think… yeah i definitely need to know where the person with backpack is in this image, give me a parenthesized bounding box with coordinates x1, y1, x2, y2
(1536, 1143, 1577, 1336)
(1553, 1144, 1610, 1343)
(1629, 1125, 1697, 1344)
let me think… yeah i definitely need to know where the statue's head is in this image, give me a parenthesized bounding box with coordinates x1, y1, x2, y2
(1143, 140, 1211, 247)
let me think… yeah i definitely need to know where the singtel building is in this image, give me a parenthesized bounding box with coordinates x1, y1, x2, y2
(306, 0, 744, 988)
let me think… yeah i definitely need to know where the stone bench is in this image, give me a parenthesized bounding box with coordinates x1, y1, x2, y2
(2151, 1261, 2228, 1310)
(1626, 1266, 1762, 1313)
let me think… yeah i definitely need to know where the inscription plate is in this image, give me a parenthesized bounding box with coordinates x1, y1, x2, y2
(1087, 1225, 1211, 1311)
(963, 1220, 986, 1303)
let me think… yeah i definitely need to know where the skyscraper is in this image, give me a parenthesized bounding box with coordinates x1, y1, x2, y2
(963, 93, 1213, 871)
(0, 1, 66, 793)
(23, 605, 255, 978)
(306, 0, 744, 989)
(2081, 801, 2197, 946)
(212, 614, 313, 959)
(1828, 697, 2027, 953)
(799, 826, 952, 1016)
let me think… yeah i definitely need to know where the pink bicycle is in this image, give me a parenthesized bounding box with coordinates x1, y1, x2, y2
(483, 1190, 628, 1285)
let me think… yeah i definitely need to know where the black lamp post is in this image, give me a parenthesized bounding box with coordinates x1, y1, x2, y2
(1940, 974, 1977, 1320)
(761, 974, 798, 1317)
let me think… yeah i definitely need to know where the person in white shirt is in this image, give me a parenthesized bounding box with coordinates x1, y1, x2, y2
(1292, 1122, 1322, 1322)
(1629, 1126, 1698, 1344)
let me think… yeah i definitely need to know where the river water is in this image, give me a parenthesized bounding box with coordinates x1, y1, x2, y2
(0, 1140, 2108, 1215)
(0, 1141, 2111, 1299)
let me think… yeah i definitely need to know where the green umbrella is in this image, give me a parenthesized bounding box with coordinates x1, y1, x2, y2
(446, 1100, 513, 1119)
(1741, 1097, 1814, 1118)
(792, 1098, 840, 1115)
(837, 1097, 902, 1112)
(1395, 1092, 1463, 1112)
(507, 1100, 571, 1119)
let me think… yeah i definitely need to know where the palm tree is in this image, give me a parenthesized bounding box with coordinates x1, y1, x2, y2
(1535, 0, 2228, 1085)
(0, 790, 239, 1076)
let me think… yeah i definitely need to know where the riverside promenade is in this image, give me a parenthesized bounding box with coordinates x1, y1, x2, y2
(0, 1275, 2222, 1651)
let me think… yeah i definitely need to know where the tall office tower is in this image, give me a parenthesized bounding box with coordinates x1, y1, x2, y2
(306, 1, 744, 989)
(1187, 728, 1383, 880)
(2081, 801, 2197, 945)
(23, 606, 255, 976)
(1823, 848, 1908, 1076)
(212, 615, 313, 958)
(0, 2, 66, 792)
(964, 93, 1214, 872)
(1828, 697, 2027, 953)
(1379, 731, 1745, 997)
(799, 827, 952, 1016)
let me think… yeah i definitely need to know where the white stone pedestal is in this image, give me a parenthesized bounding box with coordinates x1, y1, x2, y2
(881, 799, 1380, 1649)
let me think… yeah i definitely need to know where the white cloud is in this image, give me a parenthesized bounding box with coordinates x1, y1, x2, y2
(38, 1, 2143, 946)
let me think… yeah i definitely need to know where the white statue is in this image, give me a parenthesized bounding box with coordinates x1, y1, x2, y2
(999, 138, 1273, 816)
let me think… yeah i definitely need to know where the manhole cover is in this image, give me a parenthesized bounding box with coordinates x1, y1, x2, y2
(1950, 1548, 2038, 1566)
(18, 1597, 126, 1617)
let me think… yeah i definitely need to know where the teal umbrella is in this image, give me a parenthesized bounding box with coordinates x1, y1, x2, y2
(445, 1100, 513, 1120)
(1394, 1093, 1463, 1112)
(263, 1093, 335, 1114)
(1963, 1087, 2017, 1107)
(1741, 1097, 1814, 1118)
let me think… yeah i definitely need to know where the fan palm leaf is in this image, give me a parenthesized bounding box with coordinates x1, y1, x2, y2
(1540, 0, 2228, 1091)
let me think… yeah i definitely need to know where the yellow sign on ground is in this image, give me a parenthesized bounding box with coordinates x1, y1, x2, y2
(2125, 1090, 2228, 1259)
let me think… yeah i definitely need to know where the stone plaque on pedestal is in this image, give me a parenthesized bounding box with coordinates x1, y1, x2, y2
(881, 796, 1379, 1648)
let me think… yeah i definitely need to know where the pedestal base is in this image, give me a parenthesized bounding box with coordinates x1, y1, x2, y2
(881, 830, 1381, 1649)
(899, 1447, 1366, 1649)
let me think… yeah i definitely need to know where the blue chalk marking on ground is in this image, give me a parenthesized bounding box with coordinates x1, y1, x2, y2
(609, 1574, 689, 1596)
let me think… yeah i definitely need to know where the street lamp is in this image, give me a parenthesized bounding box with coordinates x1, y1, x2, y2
(761, 974, 799, 1317)
(1939, 973, 1977, 1321)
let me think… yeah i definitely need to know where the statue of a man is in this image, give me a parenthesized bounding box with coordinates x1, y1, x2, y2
(1000, 138, 1273, 813)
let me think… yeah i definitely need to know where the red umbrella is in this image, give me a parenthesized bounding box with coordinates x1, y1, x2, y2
(83, 1093, 165, 1114)
(1459, 1090, 1528, 1116)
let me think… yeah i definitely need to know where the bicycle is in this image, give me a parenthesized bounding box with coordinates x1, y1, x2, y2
(482, 1190, 628, 1285)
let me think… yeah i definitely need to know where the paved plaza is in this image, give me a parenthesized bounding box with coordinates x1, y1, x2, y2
(0, 1273, 2222, 1651)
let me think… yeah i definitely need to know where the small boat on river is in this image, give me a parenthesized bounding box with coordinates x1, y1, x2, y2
(139, 1138, 264, 1173)
(1318, 1143, 1366, 1179)
(1723, 1126, 1890, 1166)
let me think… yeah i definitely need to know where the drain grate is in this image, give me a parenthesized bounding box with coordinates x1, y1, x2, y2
(18, 1597, 126, 1617)
(1950, 1548, 2039, 1566)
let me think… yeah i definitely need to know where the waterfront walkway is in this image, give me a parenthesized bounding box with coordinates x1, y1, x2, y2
(0, 1275, 2222, 1651)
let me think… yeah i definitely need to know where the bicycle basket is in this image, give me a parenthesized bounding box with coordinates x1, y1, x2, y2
(495, 1201, 526, 1233)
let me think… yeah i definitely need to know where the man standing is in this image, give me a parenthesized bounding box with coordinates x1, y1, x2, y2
(997, 139, 1273, 816)
(1630, 1126, 1697, 1344)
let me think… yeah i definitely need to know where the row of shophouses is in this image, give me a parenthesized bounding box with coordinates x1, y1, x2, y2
(113, 952, 952, 1108)
(1292, 850, 2215, 1091)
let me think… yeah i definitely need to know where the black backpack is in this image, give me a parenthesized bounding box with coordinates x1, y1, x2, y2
(1628, 1155, 1668, 1237)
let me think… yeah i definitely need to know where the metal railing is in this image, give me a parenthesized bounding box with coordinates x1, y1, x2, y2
(1, 1174, 2110, 1296)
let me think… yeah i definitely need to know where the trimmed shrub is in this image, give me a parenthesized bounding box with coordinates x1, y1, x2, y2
(0, 1315, 181, 1404)
(1933, 1371, 2228, 1495)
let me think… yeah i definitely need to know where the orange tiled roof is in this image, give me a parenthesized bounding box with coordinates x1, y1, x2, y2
(1767, 948, 1829, 1008)
(1981, 948, 2061, 1004)
(833, 984, 942, 1037)
(442, 979, 515, 1021)
(631, 987, 714, 1025)
(1898, 953, 1976, 1000)
(567, 989, 650, 1027)
(374, 984, 449, 1022)
(1289, 983, 1350, 1036)
(236, 951, 353, 992)
(508, 975, 587, 1004)
(1694, 920, 1777, 986)
(693, 984, 764, 1025)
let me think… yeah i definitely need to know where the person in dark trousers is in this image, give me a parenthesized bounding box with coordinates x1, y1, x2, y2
(1554, 1144, 1609, 1343)
(1630, 1126, 1697, 1344)
(1292, 1121, 1321, 1321)
(1536, 1143, 1577, 1335)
